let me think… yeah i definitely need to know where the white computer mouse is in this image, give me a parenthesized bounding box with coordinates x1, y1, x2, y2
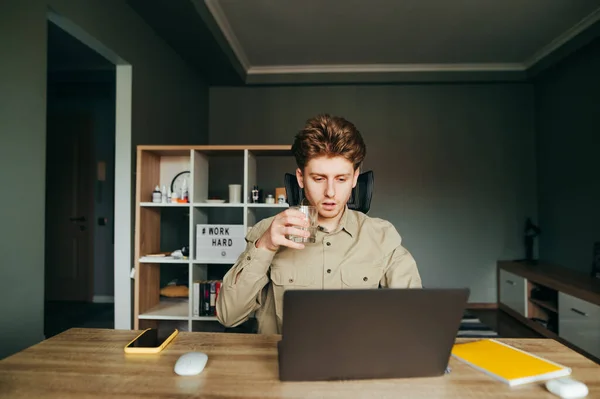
(545, 377, 588, 398)
(174, 352, 208, 376)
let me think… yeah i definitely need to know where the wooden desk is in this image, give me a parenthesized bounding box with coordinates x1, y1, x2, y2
(1, 329, 599, 398)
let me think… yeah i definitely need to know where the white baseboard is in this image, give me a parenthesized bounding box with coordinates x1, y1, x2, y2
(93, 295, 114, 303)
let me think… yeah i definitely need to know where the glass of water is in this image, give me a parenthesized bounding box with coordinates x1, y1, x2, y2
(287, 205, 318, 244)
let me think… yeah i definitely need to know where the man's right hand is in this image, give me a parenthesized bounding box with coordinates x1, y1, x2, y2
(255, 208, 311, 251)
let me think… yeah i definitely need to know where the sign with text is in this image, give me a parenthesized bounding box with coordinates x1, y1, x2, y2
(195, 224, 245, 261)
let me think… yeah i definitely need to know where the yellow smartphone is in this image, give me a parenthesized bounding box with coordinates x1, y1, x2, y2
(124, 328, 179, 354)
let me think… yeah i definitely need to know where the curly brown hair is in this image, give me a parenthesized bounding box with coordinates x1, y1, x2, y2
(291, 114, 366, 171)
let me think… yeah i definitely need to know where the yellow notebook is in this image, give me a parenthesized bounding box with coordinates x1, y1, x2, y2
(451, 339, 571, 386)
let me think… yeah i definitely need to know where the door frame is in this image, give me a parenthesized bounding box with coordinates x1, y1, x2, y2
(48, 12, 132, 330)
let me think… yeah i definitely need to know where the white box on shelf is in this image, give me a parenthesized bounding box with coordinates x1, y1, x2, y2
(196, 224, 246, 262)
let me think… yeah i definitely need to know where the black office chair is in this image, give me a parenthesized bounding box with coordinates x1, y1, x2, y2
(284, 170, 374, 214)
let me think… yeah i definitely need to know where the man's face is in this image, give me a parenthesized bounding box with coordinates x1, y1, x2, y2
(296, 155, 359, 221)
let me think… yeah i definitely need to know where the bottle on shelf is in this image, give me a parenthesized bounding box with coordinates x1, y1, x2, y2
(161, 185, 167, 203)
(152, 185, 161, 203)
(182, 179, 189, 203)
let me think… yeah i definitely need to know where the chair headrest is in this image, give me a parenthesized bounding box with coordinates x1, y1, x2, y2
(283, 170, 374, 214)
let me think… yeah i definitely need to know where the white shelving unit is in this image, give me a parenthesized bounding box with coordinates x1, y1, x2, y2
(133, 145, 294, 332)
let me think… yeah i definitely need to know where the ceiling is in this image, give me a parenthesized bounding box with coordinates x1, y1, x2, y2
(126, 0, 243, 85)
(128, 0, 600, 85)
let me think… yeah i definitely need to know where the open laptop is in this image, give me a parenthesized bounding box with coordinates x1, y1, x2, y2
(277, 288, 470, 381)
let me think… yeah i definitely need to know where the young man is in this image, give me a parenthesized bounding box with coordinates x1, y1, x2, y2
(216, 114, 422, 334)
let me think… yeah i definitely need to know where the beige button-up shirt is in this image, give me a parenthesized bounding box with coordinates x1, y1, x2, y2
(216, 207, 422, 334)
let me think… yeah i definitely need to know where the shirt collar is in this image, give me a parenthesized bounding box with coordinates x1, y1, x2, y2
(318, 205, 356, 238)
(341, 206, 358, 237)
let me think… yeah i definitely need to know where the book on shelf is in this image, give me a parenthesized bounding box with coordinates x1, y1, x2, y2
(193, 280, 222, 317)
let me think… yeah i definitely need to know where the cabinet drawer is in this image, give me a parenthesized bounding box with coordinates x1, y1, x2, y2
(559, 293, 600, 359)
(499, 269, 527, 317)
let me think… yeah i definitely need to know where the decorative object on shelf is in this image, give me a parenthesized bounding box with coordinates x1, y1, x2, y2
(522, 218, 541, 264)
(592, 242, 600, 279)
(251, 185, 259, 203)
(228, 184, 242, 203)
(171, 246, 189, 259)
(265, 194, 275, 204)
(160, 278, 189, 298)
(171, 171, 190, 193)
(275, 187, 286, 204)
(171, 171, 190, 203)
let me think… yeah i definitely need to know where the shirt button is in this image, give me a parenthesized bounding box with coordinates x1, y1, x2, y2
(247, 256, 251, 261)
(289, 278, 294, 283)
(327, 269, 331, 273)
(326, 242, 331, 246)
(363, 277, 368, 282)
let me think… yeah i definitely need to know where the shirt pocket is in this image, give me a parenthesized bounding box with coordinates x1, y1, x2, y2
(341, 266, 383, 289)
(270, 267, 315, 288)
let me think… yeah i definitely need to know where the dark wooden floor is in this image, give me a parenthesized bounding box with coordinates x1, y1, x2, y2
(469, 308, 542, 338)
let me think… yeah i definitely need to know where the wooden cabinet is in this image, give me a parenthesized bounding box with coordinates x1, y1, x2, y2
(497, 260, 600, 363)
(133, 145, 295, 333)
(559, 292, 600, 359)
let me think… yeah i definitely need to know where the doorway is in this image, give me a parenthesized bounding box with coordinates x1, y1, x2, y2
(44, 21, 116, 338)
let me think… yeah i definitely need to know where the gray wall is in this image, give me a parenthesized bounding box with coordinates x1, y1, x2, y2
(210, 84, 537, 303)
(534, 37, 600, 274)
(0, 0, 208, 359)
